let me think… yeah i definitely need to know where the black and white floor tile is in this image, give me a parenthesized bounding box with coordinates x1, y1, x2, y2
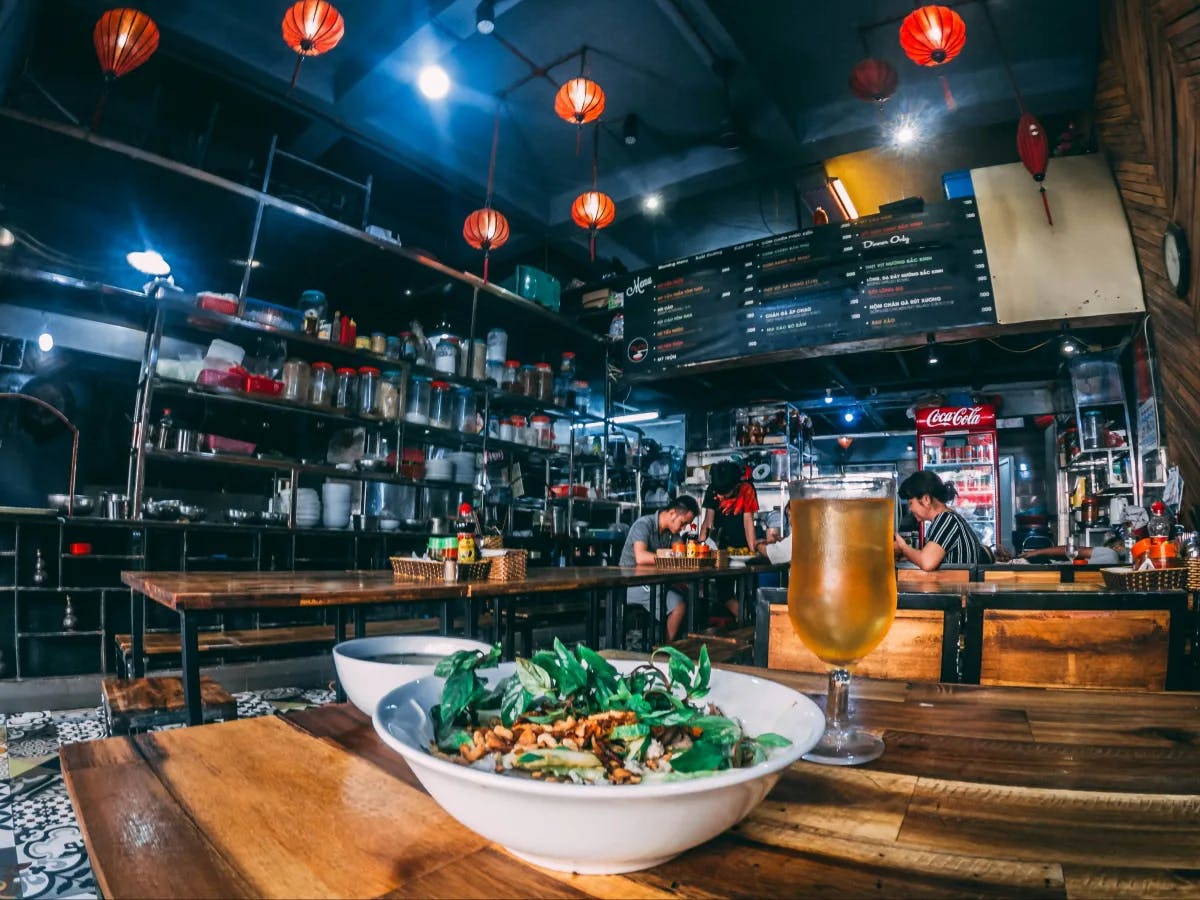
(0, 687, 335, 899)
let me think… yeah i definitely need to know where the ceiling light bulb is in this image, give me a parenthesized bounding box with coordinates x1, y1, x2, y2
(126, 249, 171, 276)
(894, 124, 917, 146)
(0, 227, 14, 248)
(622, 113, 639, 146)
(824, 389, 833, 405)
(418, 64, 451, 100)
(843, 410, 855, 424)
(642, 193, 662, 214)
(475, 0, 495, 34)
(37, 331, 53, 352)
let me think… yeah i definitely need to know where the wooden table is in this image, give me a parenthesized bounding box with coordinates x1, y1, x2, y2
(121, 564, 781, 725)
(62, 665, 1200, 898)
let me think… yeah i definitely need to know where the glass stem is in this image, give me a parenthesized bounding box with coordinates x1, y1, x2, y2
(825, 667, 851, 730)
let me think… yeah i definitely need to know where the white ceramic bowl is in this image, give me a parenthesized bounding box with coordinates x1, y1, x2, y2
(334, 635, 493, 717)
(373, 660, 824, 874)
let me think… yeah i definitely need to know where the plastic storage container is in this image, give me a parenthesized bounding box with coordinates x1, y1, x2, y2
(380, 371, 403, 420)
(357, 367, 381, 418)
(333, 368, 357, 411)
(486, 328, 508, 363)
(309, 362, 334, 408)
(453, 387, 477, 434)
(282, 359, 310, 403)
(531, 414, 554, 449)
(534, 363, 554, 402)
(571, 380, 590, 414)
(1081, 410, 1104, 450)
(516, 365, 537, 397)
(430, 380, 454, 429)
(501, 360, 520, 391)
(554, 352, 576, 407)
(434, 337, 460, 375)
(406, 375, 431, 424)
(485, 359, 505, 386)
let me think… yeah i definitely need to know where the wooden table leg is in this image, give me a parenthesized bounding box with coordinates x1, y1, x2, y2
(586, 588, 600, 648)
(180, 610, 202, 727)
(130, 590, 145, 678)
(686, 581, 699, 636)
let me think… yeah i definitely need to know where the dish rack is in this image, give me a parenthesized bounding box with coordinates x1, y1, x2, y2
(485, 549, 529, 582)
(1100, 566, 1188, 592)
(390, 557, 492, 582)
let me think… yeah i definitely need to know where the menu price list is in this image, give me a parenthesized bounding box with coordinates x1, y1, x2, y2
(620, 197, 995, 374)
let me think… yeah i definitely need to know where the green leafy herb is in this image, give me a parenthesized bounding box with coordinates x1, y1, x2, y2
(669, 739, 730, 774)
(754, 732, 792, 748)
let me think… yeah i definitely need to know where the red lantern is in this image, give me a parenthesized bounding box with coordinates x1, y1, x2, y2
(899, 5, 967, 66)
(1016, 112, 1053, 226)
(571, 191, 615, 261)
(554, 77, 606, 126)
(281, 1, 345, 90)
(462, 209, 510, 282)
(93, 8, 159, 79)
(849, 58, 898, 103)
(91, 8, 159, 130)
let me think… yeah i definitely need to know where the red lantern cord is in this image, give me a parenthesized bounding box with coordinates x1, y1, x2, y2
(463, 109, 510, 282)
(281, 0, 345, 92)
(91, 8, 159, 130)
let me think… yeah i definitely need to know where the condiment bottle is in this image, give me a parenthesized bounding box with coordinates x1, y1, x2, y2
(456, 503, 478, 564)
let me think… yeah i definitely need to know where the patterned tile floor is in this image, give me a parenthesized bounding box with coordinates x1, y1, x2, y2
(0, 687, 336, 899)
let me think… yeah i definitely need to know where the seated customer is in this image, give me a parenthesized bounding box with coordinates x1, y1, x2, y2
(1021, 531, 1127, 565)
(893, 471, 995, 570)
(619, 495, 701, 640)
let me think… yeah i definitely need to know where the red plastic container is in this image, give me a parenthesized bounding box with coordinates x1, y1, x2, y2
(198, 368, 246, 391)
(244, 375, 284, 397)
(68, 542, 92, 556)
(196, 293, 238, 316)
(202, 434, 257, 455)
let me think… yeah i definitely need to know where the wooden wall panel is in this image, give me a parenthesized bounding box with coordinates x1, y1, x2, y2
(1096, 0, 1200, 509)
(767, 605, 946, 682)
(979, 609, 1170, 691)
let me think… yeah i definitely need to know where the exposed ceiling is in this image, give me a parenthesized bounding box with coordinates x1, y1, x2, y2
(5, 0, 1100, 280)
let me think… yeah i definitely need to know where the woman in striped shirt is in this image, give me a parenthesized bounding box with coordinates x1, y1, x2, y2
(894, 470, 994, 569)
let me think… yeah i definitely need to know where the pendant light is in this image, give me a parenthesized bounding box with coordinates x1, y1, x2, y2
(554, 47, 605, 154)
(281, 0, 345, 92)
(571, 125, 615, 261)
(849, 58, 898, 105)
(462, 109, 510, 282)
(91, 8, 159, 129)
(899, 5, 966, 110)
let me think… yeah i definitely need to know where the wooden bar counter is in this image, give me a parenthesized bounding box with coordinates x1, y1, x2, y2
(61, 664, 1200, 898)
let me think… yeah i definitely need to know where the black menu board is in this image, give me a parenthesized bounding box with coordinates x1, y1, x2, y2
(619, 197, 994, 376)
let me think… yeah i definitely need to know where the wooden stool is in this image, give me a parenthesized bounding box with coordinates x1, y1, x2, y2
(102, 676, 238, 735)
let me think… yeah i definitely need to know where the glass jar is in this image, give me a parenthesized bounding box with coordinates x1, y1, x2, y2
(498, 418, 515, 442)
(309, 362, 334, 407)
(282, 358, 310, 403)
(510, 414, 528, 445)
(333, 367, 358, 411)
(516, 365, 537, 397)
(453, 387, 477, 434)
(554, 352, 576, 407)
(357, 366, 381, 417)
(370, 333, 386, 355)
(380, 370, 403, 420)
(531, 414, 554, 449)
(486, 328, 508, 363)
(406, 375, 431, 424)
(385, 336, 401, 361)
(1081, 410, 1103, 450)
(434, 336, 460, 375)
(470, 340, 487, 381)
(399, 332, 420, 361)
(355, 336, 372, 352)
(534, 362, 554, 402)
(485, 359, 505, 386)
(571, 380, 590, 415)
(502, 360, 520, 391)
(430, 380, 454, 429)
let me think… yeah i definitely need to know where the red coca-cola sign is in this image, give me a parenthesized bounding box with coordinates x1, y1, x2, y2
(917, 405, 996, 432)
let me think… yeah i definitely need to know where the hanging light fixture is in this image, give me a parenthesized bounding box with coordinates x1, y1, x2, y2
(555, 47, 605, 154)
(899, 5, 966, 110)
(926, 333, 940, 366)
(462, 110, 510, 283)
(281, 0, 345, 92)
(849, 58, 898, 105)
(571, 125, 615, 261)
(1017, 112, 1052, 226)
(91, 8, 159, 129)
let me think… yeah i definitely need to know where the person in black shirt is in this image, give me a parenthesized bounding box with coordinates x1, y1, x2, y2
(894, 470, 994, 569)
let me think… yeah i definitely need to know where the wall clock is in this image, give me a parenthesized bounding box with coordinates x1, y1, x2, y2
(1162, 222, 1190, 298)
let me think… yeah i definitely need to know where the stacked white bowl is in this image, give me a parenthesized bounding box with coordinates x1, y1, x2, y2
(425, 457, 454, 482)
(321, 481, 353, 529)
(279, 488, 322, 528)
(449, 451, 477, 485)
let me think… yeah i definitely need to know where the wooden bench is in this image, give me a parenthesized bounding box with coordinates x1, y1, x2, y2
(114, 617, 443, 676)
(102, 676, 238, 735)
(671, 625, 755, 665)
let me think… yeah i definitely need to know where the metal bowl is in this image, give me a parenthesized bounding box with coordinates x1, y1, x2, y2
(257, 510, 288, 526)
(177, 504, 207, 522)
(356, 457, 392, 472)
(48, 494, 96, 516)
(224, 508, 256, 525)
(143, 499, 181, 521)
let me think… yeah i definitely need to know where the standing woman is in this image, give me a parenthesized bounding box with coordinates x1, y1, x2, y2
(894, 470, 995, 570)
(699, 460, 767, 616)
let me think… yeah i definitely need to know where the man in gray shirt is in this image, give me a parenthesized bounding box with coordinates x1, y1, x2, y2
(619, 496, 701, 640)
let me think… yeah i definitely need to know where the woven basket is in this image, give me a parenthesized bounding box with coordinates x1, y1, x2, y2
(481, 535, 504, 550)
(486, 549, 529, 582)
(1100, 565, 1188, 591)
(654, 556, 716, 570)
(390, 557, 492, 582)
(1187, 558, 1200, 592)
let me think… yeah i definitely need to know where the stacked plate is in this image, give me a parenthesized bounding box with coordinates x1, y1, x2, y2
(449, 451, 477, 485)
(425, 458, 454, 483)
(322, 482, 353, 529)
(279, 488, 321, 528)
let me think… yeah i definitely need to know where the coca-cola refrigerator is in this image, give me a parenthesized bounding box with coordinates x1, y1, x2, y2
(915, 405, 999, 548)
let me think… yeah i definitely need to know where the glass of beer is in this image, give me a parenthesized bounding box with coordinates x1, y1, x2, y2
(788, 476, 897, 765)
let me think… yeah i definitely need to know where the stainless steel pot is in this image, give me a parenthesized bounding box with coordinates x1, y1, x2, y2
(428, 517, 447, 534)
(100, 492, 129, 519)
(174, 429, 198, 453)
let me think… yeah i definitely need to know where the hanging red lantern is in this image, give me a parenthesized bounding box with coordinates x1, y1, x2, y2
(554, 77, 606, 126)
(849, 58, 898, 103)
(462, 209, 510, 282)
(571, 191, 615, 261)
(899, 5, 966, 66)
(91, 8, 159, 130)
(281, 1, 345, 91)
(93, 8, 159, 79)
(1016, 112, 1053, 226)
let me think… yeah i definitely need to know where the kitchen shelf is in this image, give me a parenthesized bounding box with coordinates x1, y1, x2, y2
(18, 630, 103, 639)
(60, 554, 144, 561)
(485, 390, 604, 424)
(549, 497, 640, 510)
(152, 378, 362, 426)
(922, 461, 995, 470)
